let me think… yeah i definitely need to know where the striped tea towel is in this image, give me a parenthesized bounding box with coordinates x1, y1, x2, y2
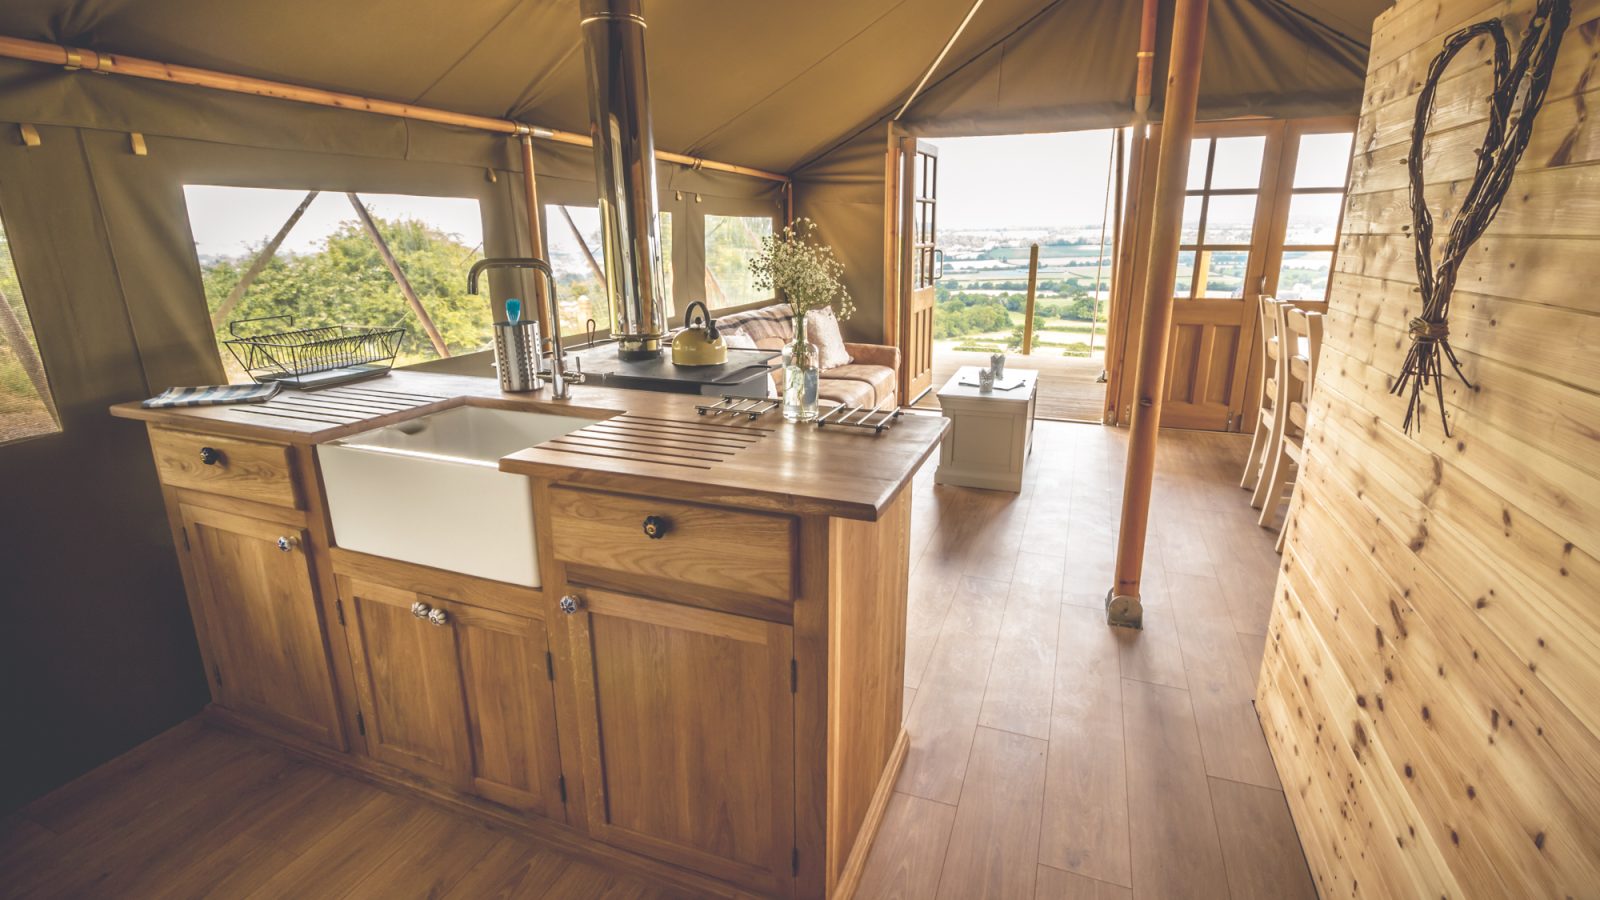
(141, 383, 283, 409)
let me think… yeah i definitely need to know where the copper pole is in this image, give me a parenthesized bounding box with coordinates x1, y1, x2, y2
(1105, 0, 1161, 423)
(519, 135, 551, 340)
(0, 35, 790, 184)
(1107, 0, 1211, 629)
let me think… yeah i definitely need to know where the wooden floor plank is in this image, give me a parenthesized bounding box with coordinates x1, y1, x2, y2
(935, 726, 1049, 900)
(1122, 679, 1231, 900)
(1035, 864, 1135, 900)
(899, 576, 1009, 804)
(980, 578, 1061, 740)
(1208, 778, 1316, 900)
(1169, 572, 1281, 790)
(1115, 606, 1188, 690)
(854, 793, 960, 900)
(1040, 605, 1131, 888)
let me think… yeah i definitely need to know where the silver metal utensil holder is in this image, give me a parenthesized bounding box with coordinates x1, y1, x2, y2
(494, 321, 543, 392)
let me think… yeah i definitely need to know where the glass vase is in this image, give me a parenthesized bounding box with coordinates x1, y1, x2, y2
(782, 314, 820, 422)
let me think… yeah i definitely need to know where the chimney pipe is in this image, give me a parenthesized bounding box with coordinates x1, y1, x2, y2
(581, 0, 668, 360)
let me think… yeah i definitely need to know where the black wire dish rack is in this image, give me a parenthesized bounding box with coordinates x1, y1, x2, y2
(223, 315, 407, 389)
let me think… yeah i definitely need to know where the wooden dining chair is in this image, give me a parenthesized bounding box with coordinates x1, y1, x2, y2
(1241, 296, 1287, 495)
(1255, 303, 1323, 539)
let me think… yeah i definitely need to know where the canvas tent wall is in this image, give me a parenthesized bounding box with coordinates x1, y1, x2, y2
(0, 0, 1385, 810)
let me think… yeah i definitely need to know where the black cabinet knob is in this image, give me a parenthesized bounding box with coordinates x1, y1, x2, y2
(642, 515, 670, 540)
(199, 446, 223, 466)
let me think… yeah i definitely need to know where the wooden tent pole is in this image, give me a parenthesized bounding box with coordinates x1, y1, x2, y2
(519, 136, 551, 341)
(1107, 0, 1210, 629)
(0, 34, 789, 184)
(345, 193, 450, 358)
(210, 190, 319, 328)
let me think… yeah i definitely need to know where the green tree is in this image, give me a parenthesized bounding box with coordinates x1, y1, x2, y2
(203, 217, 491, 377)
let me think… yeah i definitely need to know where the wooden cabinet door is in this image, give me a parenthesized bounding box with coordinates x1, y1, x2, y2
(340, 578, 472, 787)
(340, 578, 565, 817)
(179, 503, 341, 747)
(441, 596, 565, 817)
(564, 587, 795, 895)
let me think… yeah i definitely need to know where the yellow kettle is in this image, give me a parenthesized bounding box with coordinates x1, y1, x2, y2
(671, 300, 728, 366)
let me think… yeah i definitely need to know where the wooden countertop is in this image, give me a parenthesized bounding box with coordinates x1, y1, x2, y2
(111, 371, 948, 521)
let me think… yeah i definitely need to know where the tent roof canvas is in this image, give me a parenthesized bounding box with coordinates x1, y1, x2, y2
(0, 0, 1390, 173)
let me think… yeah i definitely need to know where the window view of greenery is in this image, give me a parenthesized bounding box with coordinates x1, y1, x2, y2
(545, 206, 674, 338)
(704, 214, 773, 310)
(933, 252, 1113, 358)
(183, 187, 489, 383)
(0, 217, 60, 444)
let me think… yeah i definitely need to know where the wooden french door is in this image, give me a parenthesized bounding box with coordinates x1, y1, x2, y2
(1158, 120, 1286, 431)
(1112, 117, 1356, 431)
(896, 137, 939, 403)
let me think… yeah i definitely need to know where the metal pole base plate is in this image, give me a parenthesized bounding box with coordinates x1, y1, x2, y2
(1105, 589, 1144, 629)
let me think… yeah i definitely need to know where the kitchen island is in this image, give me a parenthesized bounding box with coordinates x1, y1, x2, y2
(111, 370, 946, 900)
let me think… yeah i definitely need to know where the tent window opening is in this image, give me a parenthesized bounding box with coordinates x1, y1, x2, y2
(543, 205, 674, 343)
(182, 187, 488, 383)
(703, 214, 774, 311)
(0, 204, 60, 445)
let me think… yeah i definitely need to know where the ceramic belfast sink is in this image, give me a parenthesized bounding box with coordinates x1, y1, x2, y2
(318, 405, 594, 587)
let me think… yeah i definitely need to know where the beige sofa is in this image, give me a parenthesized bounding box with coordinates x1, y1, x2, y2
(715, 304, 900, 408)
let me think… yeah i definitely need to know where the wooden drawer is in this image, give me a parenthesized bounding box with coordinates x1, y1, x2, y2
(549, 487, 795, 601)
(149, 427, 300, 509)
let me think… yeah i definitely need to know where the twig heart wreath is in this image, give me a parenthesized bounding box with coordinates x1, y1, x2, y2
(1394, 0, 1571, 435)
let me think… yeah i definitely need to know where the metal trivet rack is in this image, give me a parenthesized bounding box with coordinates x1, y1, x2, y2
(224, 315, 405, 389)
(815, 399, 902, 434)
(695, 395, 779, 420)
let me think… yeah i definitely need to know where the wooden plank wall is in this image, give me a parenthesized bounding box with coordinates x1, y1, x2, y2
(1256, 0, 1600, 897)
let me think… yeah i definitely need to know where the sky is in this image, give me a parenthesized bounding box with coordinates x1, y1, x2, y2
(183, 186, 484, 259)
(928, 131, 1119, 231)
(928, 129, 1354, 231)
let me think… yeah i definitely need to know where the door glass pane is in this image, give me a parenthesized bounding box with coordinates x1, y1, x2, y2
(1197, 250, 1250, 298)
(1210, 136, 1266, 189)
(1293, 132, 1355, 188)
(1285, 192, 1343, 245)
(1181, 195, 1204, 245)
(1277, 250, 1334, 301)
(1203, 194, 1258, 245)
(1174, 250, 1196, 298)
(704, 215, 774, 310)
(545, 205, 610, 336)
(1186, 139, 1212, 190)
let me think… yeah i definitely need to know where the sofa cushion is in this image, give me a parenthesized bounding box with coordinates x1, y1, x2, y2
(822, 364, 896, 407)
(805, 307, 853, 370)
(717, 304, 793, 343)
(817, 377, 875, 408)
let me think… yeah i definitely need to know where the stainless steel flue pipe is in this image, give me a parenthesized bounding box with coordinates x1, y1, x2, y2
(580, 0, 668, 361)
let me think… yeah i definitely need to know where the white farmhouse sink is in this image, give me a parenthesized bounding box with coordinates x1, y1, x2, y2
(318, 405, 594, 587)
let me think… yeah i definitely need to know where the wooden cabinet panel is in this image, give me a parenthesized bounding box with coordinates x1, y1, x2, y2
(449, 599, 563, 816)
(565, 587, 795, 894)
(179, 503, 339, 747)
(549, 487, 795, 601)
(341, 578, 471, 787)
(152, 428, 299, 508)
(339, 577, 564, 817)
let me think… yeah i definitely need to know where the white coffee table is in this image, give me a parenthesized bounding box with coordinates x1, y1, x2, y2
(934, 366, 1038, 492)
